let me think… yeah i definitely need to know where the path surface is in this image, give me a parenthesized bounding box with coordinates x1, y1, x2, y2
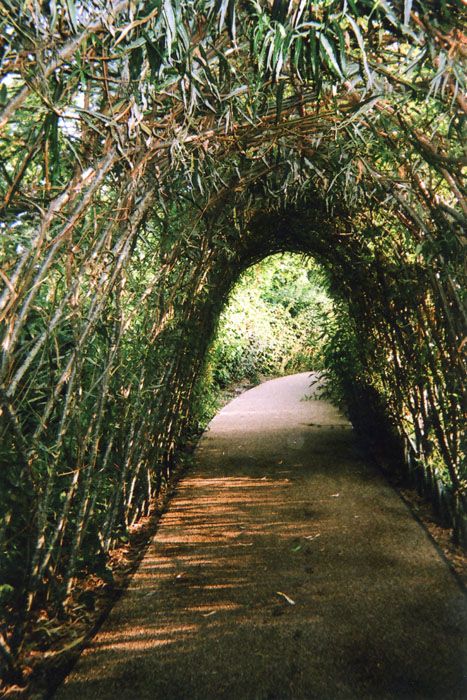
(56, 373, 466, 699)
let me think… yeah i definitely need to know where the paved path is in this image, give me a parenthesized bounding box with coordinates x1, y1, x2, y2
(56, 373, 466, 699)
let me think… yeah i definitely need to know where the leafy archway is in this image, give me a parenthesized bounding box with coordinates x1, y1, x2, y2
(206, 252, 332, 393)
(0, 0, 465, 682)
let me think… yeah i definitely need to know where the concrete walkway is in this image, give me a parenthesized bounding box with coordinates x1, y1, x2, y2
(56, 373, 466, 699)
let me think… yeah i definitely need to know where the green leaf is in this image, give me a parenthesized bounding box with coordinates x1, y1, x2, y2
(404, 0, 413, 26)
(275, 80, 285, 123)
(319, 33, 344, 80)
(347, 15, 372, 86)
(333, 21, 347, 75)
(227, 0, 236, 42)
(145, 35, 164, 77)
(124, 37, 147, 52)
(130, 46, 144, 81)
(163, 0, 176, 54)
(218, 0, 230, 31)
(0, 83, 7, 107)
(65, 0, 78, 32)
(164, 0, 176, 37)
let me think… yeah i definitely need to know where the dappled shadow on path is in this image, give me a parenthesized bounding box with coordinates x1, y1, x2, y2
(56, 384, 466, 700)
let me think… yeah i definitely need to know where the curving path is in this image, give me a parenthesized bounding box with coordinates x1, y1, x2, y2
(56, 373, 466, 699)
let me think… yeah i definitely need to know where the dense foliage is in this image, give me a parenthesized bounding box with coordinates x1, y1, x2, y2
(208, 254, 332, 389)
(0, 0, 465, 684)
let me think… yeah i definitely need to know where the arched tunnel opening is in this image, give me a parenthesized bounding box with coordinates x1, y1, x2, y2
(153, 201, 464, 530)
(0, 1, 465, 691)
(202, 252, 333, 413)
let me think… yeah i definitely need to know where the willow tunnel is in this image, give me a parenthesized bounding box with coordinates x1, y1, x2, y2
(0, 0, 465, 686)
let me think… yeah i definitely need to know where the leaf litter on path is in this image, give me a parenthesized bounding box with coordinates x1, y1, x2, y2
(276, 591, 296, 605)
